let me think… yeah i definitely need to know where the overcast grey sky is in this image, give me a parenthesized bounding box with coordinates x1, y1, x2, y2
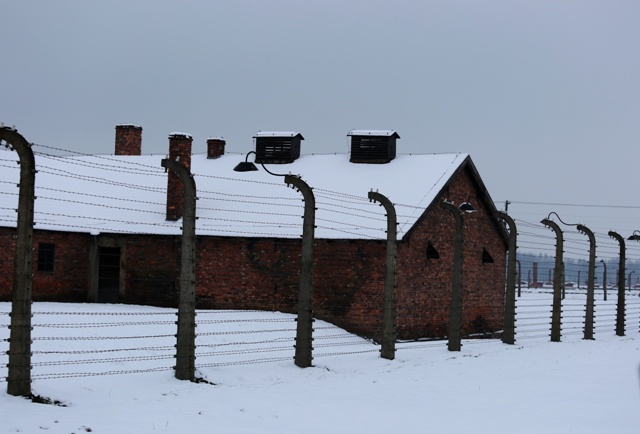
(2, 1, 640, 245)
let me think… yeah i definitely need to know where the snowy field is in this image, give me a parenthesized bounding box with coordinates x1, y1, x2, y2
(1, 289, 639, 434)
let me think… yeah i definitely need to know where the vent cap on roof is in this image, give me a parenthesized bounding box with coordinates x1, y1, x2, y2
(253, 131, 303, 164)
(348, 130, 399, 164)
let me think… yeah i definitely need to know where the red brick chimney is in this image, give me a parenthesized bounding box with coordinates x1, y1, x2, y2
(166, 133, 193, 221)
(115, 125, 142, 155)
(207, 137, 225, 159)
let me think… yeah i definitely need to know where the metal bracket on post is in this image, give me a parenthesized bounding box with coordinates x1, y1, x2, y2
(161, 159, 197, 381)
(368, 191, 397, 360)
(285, 175, 315, 368)
(1, 126, 36, 397)
(541, 218, 563, 342)
(608, 231, 625, 337)
(496, 211, 517, 345)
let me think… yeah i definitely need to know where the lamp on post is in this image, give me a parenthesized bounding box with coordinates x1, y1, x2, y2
(440, 199, 476, 352)
(234, 151, 315, 368)
(628, 230, 640, 242)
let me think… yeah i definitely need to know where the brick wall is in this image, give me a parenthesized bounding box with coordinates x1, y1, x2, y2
(123, 235, 180, 307)
(396, 166, 507, 339)
(0, 227, 17, 298)
(0, 228, 90, 302)
(193, 237, 386, 340)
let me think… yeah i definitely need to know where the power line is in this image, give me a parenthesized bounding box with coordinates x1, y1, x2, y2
(497, 200, 640, 210)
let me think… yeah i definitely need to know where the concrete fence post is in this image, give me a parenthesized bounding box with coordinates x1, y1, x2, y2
(497, 211, 517, 345)
(577, 224, 596, 340)
(440, 201, 465, 352)
(541, 218, 563, 342)
(1, 126, 36, 397)
(285, 175, 315, 368)
(368, 191, 397, 360)
(161, 158, 197, 381)
(608, 231, 625, 337)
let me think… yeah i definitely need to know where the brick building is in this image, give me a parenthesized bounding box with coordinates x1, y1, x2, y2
(0, 125, 508, 340)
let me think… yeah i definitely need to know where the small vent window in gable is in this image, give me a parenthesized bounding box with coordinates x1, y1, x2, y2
(482, 247, 494, 264)
(426, 241, 440, 260)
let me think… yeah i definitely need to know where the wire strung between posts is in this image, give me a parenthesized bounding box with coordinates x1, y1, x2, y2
(31, 334, 175, 341)
(32, 353, 175, 367)
(29, 366, 174, 381)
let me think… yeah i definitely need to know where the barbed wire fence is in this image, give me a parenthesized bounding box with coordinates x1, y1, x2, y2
(0, 144, 639, 387)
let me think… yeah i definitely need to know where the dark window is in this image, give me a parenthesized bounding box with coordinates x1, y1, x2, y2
(38, 243, 56, 272)
(426, 241, 440, 260)
(482, 247, 494, 264)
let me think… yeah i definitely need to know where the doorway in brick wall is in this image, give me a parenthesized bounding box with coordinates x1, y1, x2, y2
(98, 246, 121, 303)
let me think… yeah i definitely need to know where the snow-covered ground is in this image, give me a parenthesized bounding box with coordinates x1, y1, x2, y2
(1, 289, 639, 434)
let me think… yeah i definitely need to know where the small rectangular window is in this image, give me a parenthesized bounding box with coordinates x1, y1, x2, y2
(38, 243, 55, 272)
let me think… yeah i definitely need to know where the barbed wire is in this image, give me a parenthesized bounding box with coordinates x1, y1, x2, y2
(1, 294, 638, 385)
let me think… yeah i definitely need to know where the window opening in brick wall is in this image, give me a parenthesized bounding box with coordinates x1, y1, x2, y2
(426, 241, 440, 260)
(37, 242, 56, 272)
(482, 247, 494, 264)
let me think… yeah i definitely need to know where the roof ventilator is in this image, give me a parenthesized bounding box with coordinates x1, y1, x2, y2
(253, 131, 303, 164)
(348, 130, 399, 164)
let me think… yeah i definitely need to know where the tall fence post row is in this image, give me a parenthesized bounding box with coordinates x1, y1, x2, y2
(368, 191, 397, 360)
(161, 158, 197, 381)
(1, 126, 36, 397)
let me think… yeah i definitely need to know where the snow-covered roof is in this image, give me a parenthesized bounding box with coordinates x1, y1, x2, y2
(253, 131, 303, 139)
(347, 130, 399, 137)
(0, 149, 468, 240)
